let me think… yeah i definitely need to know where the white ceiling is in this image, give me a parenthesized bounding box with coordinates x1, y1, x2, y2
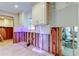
(0, 2, 36, 14)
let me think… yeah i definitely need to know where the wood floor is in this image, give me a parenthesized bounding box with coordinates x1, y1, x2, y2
(0, 39, 52, 56)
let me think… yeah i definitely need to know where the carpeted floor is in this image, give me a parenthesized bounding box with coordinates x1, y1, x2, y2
(0, 40, 52, 56)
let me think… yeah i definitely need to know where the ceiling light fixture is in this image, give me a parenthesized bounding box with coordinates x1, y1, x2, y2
(14, 5, 19, 8)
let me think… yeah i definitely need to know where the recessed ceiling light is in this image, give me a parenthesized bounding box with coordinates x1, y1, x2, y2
(14, 5, 19, 8)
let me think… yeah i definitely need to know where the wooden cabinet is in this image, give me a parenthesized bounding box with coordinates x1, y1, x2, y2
(0, 27, 6, 40)
(0, 27, 13, 40)
(5, 27, 13, 39)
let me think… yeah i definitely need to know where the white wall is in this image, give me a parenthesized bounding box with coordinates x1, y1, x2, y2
(0, 11, 19, 27)
(4, 19, 13, 27)
(14, 12, 32, 32)
(50, 4, 57, 27)
(56, 3, 78, 27)
(32, 2, 47, 25)
(0, 19, 13, 27)
(51, 3, 78, 27)
(19, 12, 32, 26)
(35, 25, 50, 34)
(17, 12, 33, 32)
(77, 3, 79, 46)
(0, 19, 4, 26)
(32, 2, 51, 52)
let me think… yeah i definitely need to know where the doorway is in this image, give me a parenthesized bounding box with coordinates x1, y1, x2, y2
(0, 15, 13, 45)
